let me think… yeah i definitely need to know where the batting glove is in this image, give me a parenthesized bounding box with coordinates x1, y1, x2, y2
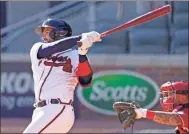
(78, 36, 91, 55)
(82, 31, 101, 43)
(78, 31, 101, 55)
(80, 35, 93, 49)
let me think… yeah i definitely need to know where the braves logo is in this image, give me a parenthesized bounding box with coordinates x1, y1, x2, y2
(39, 54, 73, 73)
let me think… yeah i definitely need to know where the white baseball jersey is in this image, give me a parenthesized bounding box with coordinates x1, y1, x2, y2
(30, 42, 79, 102)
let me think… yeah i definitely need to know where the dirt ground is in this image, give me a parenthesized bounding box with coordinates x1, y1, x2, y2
(1, 118, 174, 133)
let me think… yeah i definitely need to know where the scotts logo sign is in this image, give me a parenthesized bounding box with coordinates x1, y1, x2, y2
(77, 70, 160, 115)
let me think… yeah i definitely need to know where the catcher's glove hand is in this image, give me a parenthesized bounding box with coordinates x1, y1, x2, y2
(113, 101, 140, 130)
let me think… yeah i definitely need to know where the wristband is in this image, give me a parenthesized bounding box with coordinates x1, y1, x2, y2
(79, 54, 88, 63)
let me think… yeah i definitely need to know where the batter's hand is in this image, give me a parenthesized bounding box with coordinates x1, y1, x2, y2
(82, 31, 101, 43)
(78, 31, 101, 55)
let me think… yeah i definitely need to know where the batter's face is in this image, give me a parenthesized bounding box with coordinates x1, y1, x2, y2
(42, 27, 54, 43)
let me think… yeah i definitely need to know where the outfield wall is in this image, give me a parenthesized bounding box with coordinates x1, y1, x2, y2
(1, 54, 187, 133)
(1, 54, 188, 118)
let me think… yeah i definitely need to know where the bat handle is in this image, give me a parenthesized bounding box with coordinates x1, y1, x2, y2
(77, 34, 104, 47)
(100, 33, 106, 38)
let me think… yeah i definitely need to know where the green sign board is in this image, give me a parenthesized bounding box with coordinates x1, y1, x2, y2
(77, 70, 160, 115)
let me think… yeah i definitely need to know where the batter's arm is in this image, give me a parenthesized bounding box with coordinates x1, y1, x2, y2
(37, 35, 81, 59)
(75, 54, 93, 88)
(145, 110, 183, 126)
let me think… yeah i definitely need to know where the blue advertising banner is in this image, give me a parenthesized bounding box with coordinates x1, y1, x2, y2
(1, 62, 35, 117)
(1, 61, 79, 118)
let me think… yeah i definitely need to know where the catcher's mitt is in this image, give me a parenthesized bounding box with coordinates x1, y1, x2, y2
(113, 101, 140, 130)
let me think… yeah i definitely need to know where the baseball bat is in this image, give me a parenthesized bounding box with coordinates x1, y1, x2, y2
(78, 5, 172, 46)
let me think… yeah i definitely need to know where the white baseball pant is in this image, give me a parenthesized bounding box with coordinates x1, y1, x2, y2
(23, 104, 74, 133)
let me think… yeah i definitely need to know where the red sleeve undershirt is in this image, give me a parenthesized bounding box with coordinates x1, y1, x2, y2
(76, 60, 93, 88)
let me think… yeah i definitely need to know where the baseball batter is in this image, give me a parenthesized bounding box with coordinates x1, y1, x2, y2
(23, 18, 101, 133)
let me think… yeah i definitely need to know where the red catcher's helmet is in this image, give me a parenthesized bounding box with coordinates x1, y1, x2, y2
(160, 81, 188, 112)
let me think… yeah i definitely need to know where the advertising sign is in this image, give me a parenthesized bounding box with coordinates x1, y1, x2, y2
(77, 70, 160, 115)
(1, 62, 35, 117)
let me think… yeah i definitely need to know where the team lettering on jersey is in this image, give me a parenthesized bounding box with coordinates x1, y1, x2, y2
(38, 54, 73, 73)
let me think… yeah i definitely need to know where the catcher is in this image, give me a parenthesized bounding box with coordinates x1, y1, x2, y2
(113, 80, 189, 134)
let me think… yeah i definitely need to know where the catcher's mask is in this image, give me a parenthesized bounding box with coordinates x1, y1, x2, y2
(35, 18, 72, 42)
(160, 81, 188, 112)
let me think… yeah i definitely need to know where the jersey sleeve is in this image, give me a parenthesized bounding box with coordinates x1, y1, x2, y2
(30, 42, 43, 65)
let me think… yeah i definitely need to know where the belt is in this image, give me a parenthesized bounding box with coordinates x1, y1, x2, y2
(33, 98, 73, 108)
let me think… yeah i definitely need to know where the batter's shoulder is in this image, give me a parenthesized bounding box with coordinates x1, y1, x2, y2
(30, 42, 43, 62)
(31, 42, 43, 49)
(30, 42, 42, 52)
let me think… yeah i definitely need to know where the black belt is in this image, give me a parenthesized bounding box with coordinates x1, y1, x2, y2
(33, 99, 73, 108)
